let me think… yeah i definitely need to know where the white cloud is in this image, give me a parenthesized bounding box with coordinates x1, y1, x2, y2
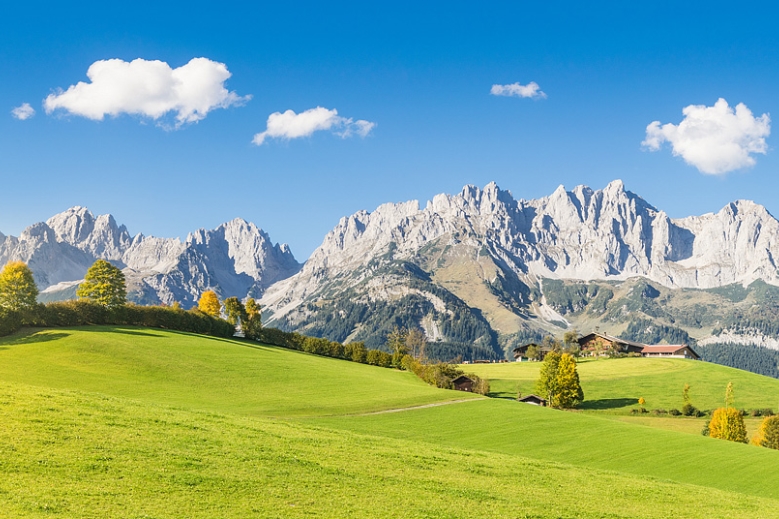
(490, 81, 546, 99)
(252, 106, 375, 145)
(44, 57, 250, 127)
(11, 103, 35, 120)
(642, 98, 770, 175)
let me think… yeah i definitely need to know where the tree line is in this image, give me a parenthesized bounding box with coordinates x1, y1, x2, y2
(0, 260, 233, 338)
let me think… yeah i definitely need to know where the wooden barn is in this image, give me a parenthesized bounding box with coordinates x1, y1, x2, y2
(512, 342, 555, 361)
(452, 375, 474, 392)
(577, 332, 646, 355)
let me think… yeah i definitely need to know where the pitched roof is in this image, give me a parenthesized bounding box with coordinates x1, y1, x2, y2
(641, 344, 688, 353)
(577, 332, 646, 349)
(518, 394, 547, 403)
(452, 375, 473, 384)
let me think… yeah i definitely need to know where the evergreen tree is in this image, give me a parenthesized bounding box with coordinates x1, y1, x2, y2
(198, 290, 221, 318)
(0, 261, 38, 311)
(76, 259, 126, 307)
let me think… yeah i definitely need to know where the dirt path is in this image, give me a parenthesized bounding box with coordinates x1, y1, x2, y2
(355, 398, 483, 416)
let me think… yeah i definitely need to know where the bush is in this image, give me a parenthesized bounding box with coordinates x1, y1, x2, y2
(682, 403, 701, 417)
(752, 415, 779, 449)
(708, 407, 748, 443)
(652, 409, 667, 415)
(669, 409, 682, 416)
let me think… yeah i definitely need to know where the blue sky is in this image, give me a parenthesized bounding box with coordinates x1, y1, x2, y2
(2, 1, 779, 259)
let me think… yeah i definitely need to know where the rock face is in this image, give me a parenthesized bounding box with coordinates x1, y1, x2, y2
(6, 181, 779, 355)
(0, 207, 301, 307)
(260, 180, 779, 354)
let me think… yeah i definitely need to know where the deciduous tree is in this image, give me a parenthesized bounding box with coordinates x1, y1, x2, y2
(555, 353, 584, 408)
(752, 415, 779, 449)
(198, 290, 221, 318)
(536, 351, 584, 408)
(709, 382, 747, 443)
(76, 259, 126, 307)
(243, 298, 262, 339)
(0, 261, 38, 312)
(708, 407, 747, 443)
(405, 328, 427, 360)
(223, 297, 246, 326)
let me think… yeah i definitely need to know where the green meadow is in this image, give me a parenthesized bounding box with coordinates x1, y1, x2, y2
(2, 326, 779, 517)
(0, 327, 475, 417)
(464, 357, 779, 412)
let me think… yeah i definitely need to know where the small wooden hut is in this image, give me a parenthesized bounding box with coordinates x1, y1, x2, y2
(452, 375, 474, 392)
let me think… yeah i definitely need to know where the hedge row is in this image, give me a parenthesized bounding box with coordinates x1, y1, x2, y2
(0, 300, 235, 338)
(252, 327, 395, 367)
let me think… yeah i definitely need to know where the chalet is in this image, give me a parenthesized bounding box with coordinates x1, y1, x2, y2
(452, 375, 474, 392)
(512, 342, 555, 361)
(518, 394, 547, 406)
(641, 344, 700, 360)
(577, 332, 646, 355)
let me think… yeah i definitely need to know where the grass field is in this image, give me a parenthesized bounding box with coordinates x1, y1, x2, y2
(0, 327, 476, 417)
(464, 357, 779, 412)
(3, 326, 779, 517)
(5, 380, 779, 519)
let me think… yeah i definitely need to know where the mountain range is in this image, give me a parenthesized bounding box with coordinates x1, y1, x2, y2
(5, 180, 779, 359)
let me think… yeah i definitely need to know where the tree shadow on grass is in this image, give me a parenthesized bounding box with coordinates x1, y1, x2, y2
(77, 327, 166, 338)
(1, 331, 71, 347)
(579, 397, 638, 410)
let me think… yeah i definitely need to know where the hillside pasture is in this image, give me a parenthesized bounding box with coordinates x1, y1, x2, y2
(313, 398, 779, 500)
(4, 380, 779, 518)
(0, 327, 476, 417)
(465, 357, 779, 412)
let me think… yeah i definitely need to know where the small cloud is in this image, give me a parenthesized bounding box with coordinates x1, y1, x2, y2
(490, 81, 546, 99)
(252, 106, 375, 146)
(642, 98, 770, 175)
(44, 57, 250, 128)
(11, 103, 35, 120)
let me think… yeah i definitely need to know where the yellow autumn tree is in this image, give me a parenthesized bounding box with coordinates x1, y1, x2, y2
(708, 383, 747, 443)
(751, 415, 779, 449)
(198, 290, 221, 318)
(0, 261, 38, 312)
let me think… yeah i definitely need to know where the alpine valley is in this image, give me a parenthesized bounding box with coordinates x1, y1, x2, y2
(5, 180, 779, 361)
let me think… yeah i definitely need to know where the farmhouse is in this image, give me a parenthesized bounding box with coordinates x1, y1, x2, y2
(578, 332, 646, 355)
(452, 375, 474, 392)
(512, 342, 555, 361)
(641, 344, 700, 360)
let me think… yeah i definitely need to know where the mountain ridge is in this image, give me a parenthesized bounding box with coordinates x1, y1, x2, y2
(5, 180, 779, 357)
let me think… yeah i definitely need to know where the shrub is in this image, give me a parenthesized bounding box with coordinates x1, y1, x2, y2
(752, 415, 779, 449)
(669, 408, 682, 416)
(682, 403, 700, 417)
(652, 409, 667, 415)
(708, 407, 748, 443)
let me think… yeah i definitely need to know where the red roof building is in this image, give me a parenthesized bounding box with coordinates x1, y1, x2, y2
(640, 344, 700, 360)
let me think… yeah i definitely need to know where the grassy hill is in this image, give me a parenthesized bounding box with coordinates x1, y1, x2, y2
(464, 357, 779, 412)
(0, 327, 476, 417)
(5, 380, 779, 519)
(3, 326, 779, 517)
